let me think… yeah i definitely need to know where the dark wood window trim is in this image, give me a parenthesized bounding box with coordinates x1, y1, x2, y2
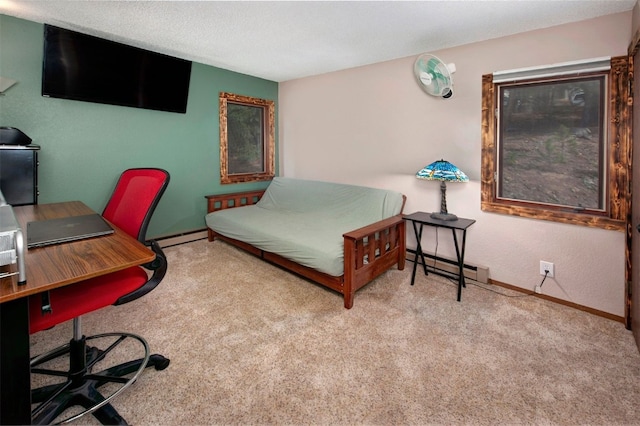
(480, 56, 631, 231)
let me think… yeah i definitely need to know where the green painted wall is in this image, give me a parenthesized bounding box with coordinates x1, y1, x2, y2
(0, 15, 278, 238)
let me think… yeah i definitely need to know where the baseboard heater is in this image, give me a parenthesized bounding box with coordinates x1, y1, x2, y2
(156, 229, 208, 248)
(406, 248, 488, 284)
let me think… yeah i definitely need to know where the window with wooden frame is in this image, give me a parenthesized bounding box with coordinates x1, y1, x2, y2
(480, 56, 630, 230)
(219, 92, 275, 184)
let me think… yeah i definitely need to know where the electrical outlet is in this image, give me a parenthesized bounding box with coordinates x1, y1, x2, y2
(540, 261, 554, 278)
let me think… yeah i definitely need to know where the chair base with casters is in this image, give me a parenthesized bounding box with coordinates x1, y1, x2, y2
(30, 322, 169, 425)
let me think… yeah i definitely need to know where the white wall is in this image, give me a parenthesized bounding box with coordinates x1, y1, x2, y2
(279, 12, 632, 317)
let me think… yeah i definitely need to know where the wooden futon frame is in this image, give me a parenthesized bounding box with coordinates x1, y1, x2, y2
(205, 190, 406, 309)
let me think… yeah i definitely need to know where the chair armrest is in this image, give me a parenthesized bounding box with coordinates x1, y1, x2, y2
(114, 240, 167, 306)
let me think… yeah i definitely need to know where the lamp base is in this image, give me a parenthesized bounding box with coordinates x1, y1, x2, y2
(430, 212, 458, 221)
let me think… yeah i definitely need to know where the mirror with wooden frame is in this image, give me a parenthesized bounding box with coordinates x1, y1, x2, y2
(219, 92, 275, 184)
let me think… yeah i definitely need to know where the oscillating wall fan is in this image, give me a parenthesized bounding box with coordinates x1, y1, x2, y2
(414, 54, 456, 98)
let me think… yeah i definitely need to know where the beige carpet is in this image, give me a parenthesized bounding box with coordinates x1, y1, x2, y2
(30, 239, 640, 425)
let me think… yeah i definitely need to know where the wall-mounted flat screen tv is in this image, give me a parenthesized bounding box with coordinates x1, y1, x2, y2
(42, 24, 192, 114)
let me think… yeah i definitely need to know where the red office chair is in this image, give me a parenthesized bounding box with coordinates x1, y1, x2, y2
(28, 168, 170, 425)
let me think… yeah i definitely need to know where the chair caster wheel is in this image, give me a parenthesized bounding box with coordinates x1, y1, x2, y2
(155, 359, 170, 370)
(150, 354, 170, 371)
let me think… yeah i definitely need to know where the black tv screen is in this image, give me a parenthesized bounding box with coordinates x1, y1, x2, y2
(42, 25, 192, 113)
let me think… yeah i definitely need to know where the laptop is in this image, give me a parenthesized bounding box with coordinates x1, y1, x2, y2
(27, 214, 114, 249)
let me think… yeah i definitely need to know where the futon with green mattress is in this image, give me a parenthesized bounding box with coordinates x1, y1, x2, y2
(205, 177, 406, 308)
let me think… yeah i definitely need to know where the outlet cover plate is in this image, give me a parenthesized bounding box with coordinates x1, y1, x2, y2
(540, 261, 554, 277)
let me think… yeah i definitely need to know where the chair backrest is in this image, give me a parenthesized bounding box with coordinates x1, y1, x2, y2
(102, 168, 170, 242)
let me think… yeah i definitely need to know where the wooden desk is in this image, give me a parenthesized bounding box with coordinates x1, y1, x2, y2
(0, 201, 155, 425)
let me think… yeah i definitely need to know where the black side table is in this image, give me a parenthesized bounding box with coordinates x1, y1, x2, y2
(403, 212, 476, 301)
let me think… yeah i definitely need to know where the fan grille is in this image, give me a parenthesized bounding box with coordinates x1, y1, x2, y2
(414, 54, 454, 98)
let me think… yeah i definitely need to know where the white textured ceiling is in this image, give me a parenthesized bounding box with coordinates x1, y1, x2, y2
(0, 0, 636, 82)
